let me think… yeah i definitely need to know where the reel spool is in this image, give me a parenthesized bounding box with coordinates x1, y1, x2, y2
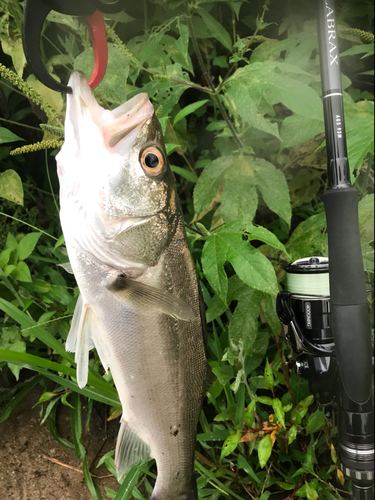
(277, 257, 338, 405)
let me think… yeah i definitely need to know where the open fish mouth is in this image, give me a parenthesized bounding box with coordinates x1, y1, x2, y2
(65, 71, 154, 153)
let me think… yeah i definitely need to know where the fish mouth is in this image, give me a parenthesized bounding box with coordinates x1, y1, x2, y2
(65, 71, 154, 153)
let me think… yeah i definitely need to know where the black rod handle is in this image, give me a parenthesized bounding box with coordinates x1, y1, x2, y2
(317, 0, 374, 493)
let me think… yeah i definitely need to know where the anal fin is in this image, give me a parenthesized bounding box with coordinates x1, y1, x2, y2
(115, 420, 151, 480)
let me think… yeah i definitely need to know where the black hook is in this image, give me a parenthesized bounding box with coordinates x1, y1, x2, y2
(22, 0, 127, 93)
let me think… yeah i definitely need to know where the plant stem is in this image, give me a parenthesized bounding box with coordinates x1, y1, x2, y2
(187, 18, 244, 149)
(273, 334, 297, 405)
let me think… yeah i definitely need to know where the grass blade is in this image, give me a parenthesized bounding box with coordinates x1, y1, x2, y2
(115, 465, 143, 500)
(0, 375, 42, 423)
(71, 392, 102, 500)
(48, 403, 75, 450)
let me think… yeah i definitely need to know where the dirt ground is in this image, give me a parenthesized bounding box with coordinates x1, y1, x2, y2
(0, 385, 121, 500)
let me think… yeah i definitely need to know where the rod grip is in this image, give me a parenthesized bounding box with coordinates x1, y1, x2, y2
(323, 187, 367, 305)
(323, 187, 372, 405)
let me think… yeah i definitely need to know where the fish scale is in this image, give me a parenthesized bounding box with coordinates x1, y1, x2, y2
(56, 71, 206, 500)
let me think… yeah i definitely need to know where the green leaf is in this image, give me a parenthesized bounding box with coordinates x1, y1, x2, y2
(220, 430, 241, 460)
(253, 159, 291, 226)
(237, 454, 262, 484)
(306, 409, 325, 434)
(61, 391, 74, 408)
(288, 425, 297, 445)
(198, 9, 232, 50)
(228, 287, 261, 351)
(194, 155, 236, 215)
(75, 44, 130, 106)
(202, 223, 278, 302)
(257, 396, 273, 405)
(272, 398, 285, 428)
(70, 392, 86, 461)
(305, 481, 319, 500)
(244, 398, 256, 428)
(280, 114, 323, 148)
(0, 249, 11, 269)
(82, 457, 101, 500)
(0, 169, 24, 205)
(286, 212, 327, 261)
(173, 100, 209, 126)
(0, 128, 24, 144)
(48, 403, 75, 450)
(260, 492, 271, 500)
(345, 101, 374, 179)
(11, 261, 32, 282)
(258, 434, 273, 468)
(114, 465, 143, 500)
(221, 177, 258, 223)
(36, 391, 57, 405)
(18, 233, 42, 260)
(225, 81, 281, 139)
(264, 359, 274, 390)
(0, 375, 41, 423)
(212, 364, 233, 385)
(170, 165, 198, 183)
(0, 327, 26, 380)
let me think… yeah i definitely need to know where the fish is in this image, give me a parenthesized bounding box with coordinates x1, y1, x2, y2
(56, 71, 206, 500)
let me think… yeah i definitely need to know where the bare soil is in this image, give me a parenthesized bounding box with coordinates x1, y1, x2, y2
(0, 385, 120, 500)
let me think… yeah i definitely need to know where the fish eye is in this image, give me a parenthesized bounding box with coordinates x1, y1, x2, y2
(140, 147, 165, 176)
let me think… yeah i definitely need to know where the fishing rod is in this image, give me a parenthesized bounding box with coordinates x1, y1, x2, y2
(277, 1, 374, 499)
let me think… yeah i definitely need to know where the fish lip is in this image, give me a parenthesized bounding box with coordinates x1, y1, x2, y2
(67, 71, 154, 151)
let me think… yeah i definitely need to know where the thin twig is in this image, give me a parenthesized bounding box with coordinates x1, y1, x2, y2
(0, 117, 42, 132)
(289, 474, 306, 500)
(184, 224, 204, 236)
(187, 17, 244, 149)
(42, 456, 113, 479)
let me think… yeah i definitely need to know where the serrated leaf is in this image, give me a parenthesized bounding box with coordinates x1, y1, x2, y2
(272, 398, 285, 428)
(198, 9, 232, 50)
(194, 155, 236, 215)
(288, 425, 297, 445)
(221, 177, 258, 223)
(220, 430, 241, 460)
(173, 100, 209, 126)
(202, 222, 279, 302)
(228, 287, 261, 351)
(258, 434, 273, 468)
(280, 114, 323, 148)
(306, 409, 325, 434)
(0, 169, 24, 205)
(11, 261, 32, 282)
(286, 212, 327, 261)
(212, 364, 233, 386)
(225, 81, 281, 139)
(18, 233, 42, 260)
(345, 102, 374, 179)
(253, 158, 291, 226)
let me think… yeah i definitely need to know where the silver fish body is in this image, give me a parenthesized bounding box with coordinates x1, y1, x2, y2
(56, 72, 206, 500)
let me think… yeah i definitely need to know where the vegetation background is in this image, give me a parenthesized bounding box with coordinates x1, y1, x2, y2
(0, 0, 373, 499)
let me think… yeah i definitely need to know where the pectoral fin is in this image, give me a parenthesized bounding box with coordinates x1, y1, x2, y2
(66, 294, 111, 388)
(105, 275, 196, 321)
(115, 420, 151, 479)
